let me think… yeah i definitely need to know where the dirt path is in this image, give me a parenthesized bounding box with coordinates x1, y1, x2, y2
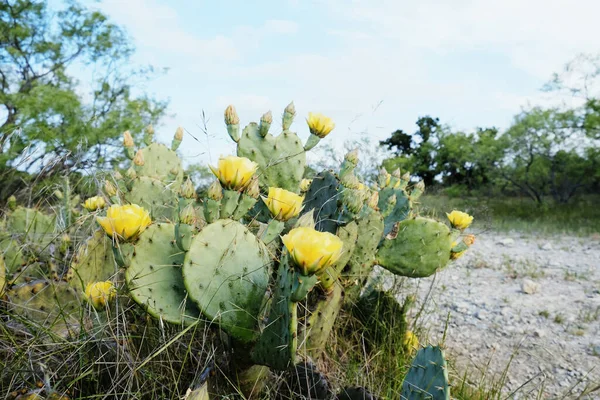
(398, 232, 600, 399)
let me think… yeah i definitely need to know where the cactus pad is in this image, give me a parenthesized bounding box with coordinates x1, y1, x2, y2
(237, 122, 305, 192)
(376, 217, 452, 278)
(318, 221, 358, 291)
(134, 142, 184, 184)
(378, 187, 411, 237)
(6, 280, 83, 337)
(8, 207, 55, 249)
(126, 223, 201, 325)
(67, 229, 116, 291)
(301, 284, 343, 358)
(124, 177, 178, 221)
(0, 237, 26, 274)
(302, 171, 341, 233)
(401, 345, 450, 400)
(183, 219, 271, 341)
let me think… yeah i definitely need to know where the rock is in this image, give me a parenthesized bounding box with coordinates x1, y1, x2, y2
(498, 238, 515, 246)
(541, 242, 553, 251)
(521, 279, 540, 294)
(475, 310, 488, 320)
(533, 329, 546, 338)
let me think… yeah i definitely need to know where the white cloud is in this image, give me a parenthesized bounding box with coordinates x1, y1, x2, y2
(264, 19, 299, 34)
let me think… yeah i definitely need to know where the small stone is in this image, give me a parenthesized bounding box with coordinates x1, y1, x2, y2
(498, 238, 515, 246)
(533, 329, 546, 338)
(541, 243, 553, 250)
(521, 279, 541, 294)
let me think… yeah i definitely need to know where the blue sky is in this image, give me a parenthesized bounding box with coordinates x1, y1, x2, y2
(77, 0, 600, 167)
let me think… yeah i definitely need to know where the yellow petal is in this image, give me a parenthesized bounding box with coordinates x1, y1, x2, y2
(281, 227, 344, 275)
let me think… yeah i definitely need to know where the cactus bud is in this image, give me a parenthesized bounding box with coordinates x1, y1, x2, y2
(113, 171, 123, 180)
(283, 101, 296, 130)
(345, 148, 359, 166)
(341, 173, 360, 189)
(259, 110, 272, 137)
(245, 176, 260, 199)
(402, 171, 411, 182)
(143, 125, 155, 146)
(387, 194, 397, 207)
(104, 180, 117, 197)
(224, 105, 240, 125)
(123, 131, 134, 147)
(300, 178, 312, 193)
(133, 150, 145, 166)
(207, 180, 223, 201)
(367, 191, 379, 209)
(179, 203, 197, 225)
(7, 195, 17, 210)
(174, 126, 184, 141)
(378, 168, 391, 188)
(415, 180, 425, 192)
(180, 178, 196, 199)
(53, 190, 64, 200)
(392, 168, 401, 179)
(284, 101, 296, 117)
(343, 189, 363, 214)
(464, 234, 476, 247)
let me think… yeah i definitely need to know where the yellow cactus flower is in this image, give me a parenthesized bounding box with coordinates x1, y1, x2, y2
(96, 204, 151, 241)
(209, 156, 258, 191)
(83, 196, 106, 211)
(123, 130, 134, 147)
(446, 210, 474, 230)
(85, 281, 116, 310)
(300, 178, 312, 192)
(263, 187, 304, 221)
(306, 112, 335, 138)
(281, 227, 344, 275)
(403, 330, 419, 351)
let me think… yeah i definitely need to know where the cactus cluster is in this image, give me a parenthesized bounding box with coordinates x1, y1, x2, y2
(0, 102, 475, 397)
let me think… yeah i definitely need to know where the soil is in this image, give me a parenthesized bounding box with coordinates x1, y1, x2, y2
(392, 232, 600, 399)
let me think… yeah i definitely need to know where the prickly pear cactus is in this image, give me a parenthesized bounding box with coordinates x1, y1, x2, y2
(301, 284, 343, 357)
(6, 280, 83, 338)
(302, 171, 341, 233)
(134, 142, 184, 185)
(401, 345, 450, 400)
(0, 237, 26, 276)
(236, 115, 306, 192)
(378, 186, 411, 237)
(123, 177, 178, 221)
(126, 223, 201, 325)
(183, 219, 271, 341)
(377, 217, 453, 278)
(318, 221, 358, 291)
(7, 207, 55, 250)
(67, 229, 116, 291)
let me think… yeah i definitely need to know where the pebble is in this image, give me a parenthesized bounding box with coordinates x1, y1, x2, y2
(521, 279, 541, 294)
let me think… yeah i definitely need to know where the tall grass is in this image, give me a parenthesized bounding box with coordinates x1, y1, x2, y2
(419, 194, 600, 236)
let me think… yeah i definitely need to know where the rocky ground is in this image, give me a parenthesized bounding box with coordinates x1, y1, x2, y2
(399, 232, 600, 399)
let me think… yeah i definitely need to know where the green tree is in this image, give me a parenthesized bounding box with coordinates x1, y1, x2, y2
(0, 0, 167, 179)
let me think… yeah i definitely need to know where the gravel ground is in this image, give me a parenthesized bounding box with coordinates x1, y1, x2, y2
(398, 232, 600, 399)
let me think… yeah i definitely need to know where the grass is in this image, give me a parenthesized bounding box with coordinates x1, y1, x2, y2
(418, 194, 600, 236)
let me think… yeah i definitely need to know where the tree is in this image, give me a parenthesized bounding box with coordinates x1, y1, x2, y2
(0, 0, 167, 179)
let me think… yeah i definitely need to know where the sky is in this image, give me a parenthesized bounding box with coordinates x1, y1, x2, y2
(75, 0, 600, 168)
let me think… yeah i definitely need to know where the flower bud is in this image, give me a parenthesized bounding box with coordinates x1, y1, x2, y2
(174, 126, 184, 141)
(284, 102, 296, 117)
(113, 171, 123, 180)
(402, 172, 411, 182)
(53, 190, 64, 200)
(126, 167, 137, 180)
(104, 180, 117, 197)
(207, 180, 223, 201)
(464, 234, 476, 246)
(180, 177, 196, 199)
(224, 105, 240, 125)
(392, 168, 401, 179)
(367, 191, 379, 209)
(133, 149, 145, 166)
(415, 180, 425, 192)
(7, 195, 17, 210)
(261, 110, 273, 125)
(123, 131, 134, 147)
(300, 178, 312, 193)
(387, 194, 397, 208)
(344, 149, 359, 166)
(179, 203, 197, 225)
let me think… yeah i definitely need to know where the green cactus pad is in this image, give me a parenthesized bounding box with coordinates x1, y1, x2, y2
(342, 207, 384, 288)
(8, 262, 49, 285)
(376, 217, 452, 278)
(8, 207, 55, 249)
(301, 284, 343, 358)
(6, 279, 83, 338)
(378, 187, 411, 237)
(0, 237, 26, 274)
(237, 122, 306, 192)
(401, 345, 450, 400)
(126, 223, 201, 325)
(252, 254, 297, 370)
(67, 229, 116, 291)
(302, 171, 341, 233)
(134, 142, 184, 184)
(183, 219, 271, 341)
(124, 176, 178, 221)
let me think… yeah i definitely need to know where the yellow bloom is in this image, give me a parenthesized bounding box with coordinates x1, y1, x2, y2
(446, 210, 474, 230)
(306, 112, 335, 138)
(281, 227, 344, 275)
(209, 156, 258, 191)
(85, 281, 116, 310)
(96, 204, 151, 241)
(83, 196, 106, 211)
(403, 330, 419, 351)
(450, 241, 465, 260)
(263, 187, 304, 221)
(300, 178, 312, 192)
